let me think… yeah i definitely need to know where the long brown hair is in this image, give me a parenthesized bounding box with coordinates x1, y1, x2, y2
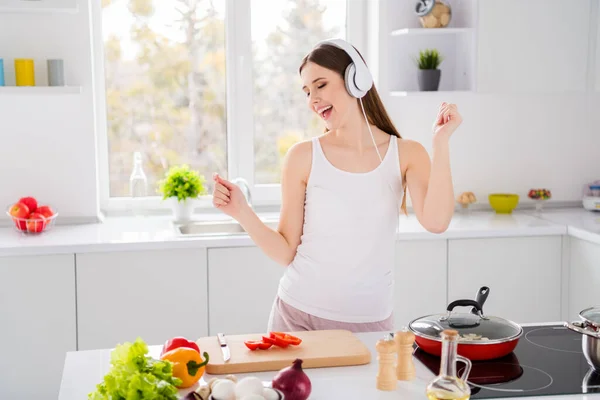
(299, 42, 407, 214)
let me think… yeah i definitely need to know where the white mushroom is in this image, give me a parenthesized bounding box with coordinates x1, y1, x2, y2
(211, 379, 236, 400)
(262, 388, 283, 400)
(235, 377, 265, 398)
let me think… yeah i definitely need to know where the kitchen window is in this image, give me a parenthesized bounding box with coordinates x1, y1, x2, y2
(95, 0, 366, 211)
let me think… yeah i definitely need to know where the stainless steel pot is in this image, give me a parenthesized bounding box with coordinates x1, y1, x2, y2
(565, 306, 600, 371)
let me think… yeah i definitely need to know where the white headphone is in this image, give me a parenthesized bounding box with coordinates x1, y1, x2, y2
(316, 38, 374, 99)
(314, 38, 384, 165)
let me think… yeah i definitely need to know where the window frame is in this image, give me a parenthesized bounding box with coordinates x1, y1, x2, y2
(95, 0, 366, 213)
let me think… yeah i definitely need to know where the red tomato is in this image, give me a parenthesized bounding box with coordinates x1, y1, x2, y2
(36, 206, 54, 228)
(14, 219, 27, 231)
(36, 205, 54, 219)
(9, 202, 30, 219)
(26, 213, 45, 233)
(18, 197, 37, 212)
(9, 202, 30, 231)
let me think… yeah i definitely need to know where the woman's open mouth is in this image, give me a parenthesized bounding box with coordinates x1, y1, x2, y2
(318, 105, 333, 120)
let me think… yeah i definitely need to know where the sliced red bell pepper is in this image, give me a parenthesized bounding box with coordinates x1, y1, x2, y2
(244, 340, 273, 350)
(269, 332, 302, 346)
(262, 335, 289, 348)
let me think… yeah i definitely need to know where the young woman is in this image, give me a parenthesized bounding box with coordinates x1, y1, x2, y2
(211, 39, 461, 333)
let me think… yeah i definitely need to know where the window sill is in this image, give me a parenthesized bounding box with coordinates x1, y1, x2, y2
(101, 195, 281, 218)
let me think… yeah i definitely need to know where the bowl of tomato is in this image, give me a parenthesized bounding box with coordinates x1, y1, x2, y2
(6, 196, 58, 234)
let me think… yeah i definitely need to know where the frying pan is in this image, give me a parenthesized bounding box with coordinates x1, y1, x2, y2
(408, 287, 523, 361)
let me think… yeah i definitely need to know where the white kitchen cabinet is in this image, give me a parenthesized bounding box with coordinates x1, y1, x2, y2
(477, 0, 591, 93)
(568, 237, 600, 321)
(448, 236, 562, 323)
(208, 247, 285, 335)
(394, 239, 447, 329)
(76, 248, 208, 350)
(0, 254, 76, 399)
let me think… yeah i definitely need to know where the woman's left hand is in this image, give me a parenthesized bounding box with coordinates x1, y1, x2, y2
(432, 102, 462, 142)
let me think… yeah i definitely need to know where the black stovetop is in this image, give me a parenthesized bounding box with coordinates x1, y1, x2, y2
(413, 324, 600, 398)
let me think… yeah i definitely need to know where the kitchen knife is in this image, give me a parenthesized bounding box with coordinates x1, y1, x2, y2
(217, 333, 230, 362)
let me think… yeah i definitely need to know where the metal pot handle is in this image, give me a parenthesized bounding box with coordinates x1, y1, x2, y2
(564, 321, 600, 339)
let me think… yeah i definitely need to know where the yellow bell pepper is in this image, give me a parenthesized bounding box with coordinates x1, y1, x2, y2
(160, 347, 210, 388)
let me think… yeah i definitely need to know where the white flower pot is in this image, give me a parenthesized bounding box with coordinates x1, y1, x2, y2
(170, 197, 195, 222)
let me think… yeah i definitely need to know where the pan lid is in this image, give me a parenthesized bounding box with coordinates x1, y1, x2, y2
(580, 307, 600, 327)
(409, 300, 523, 344)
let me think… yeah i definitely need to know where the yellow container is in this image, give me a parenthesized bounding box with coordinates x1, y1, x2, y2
(14, 59, 35, 86)
(489, 193, 519, 214)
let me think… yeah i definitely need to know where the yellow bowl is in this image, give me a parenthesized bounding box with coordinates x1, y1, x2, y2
(489, 193, 519, 214)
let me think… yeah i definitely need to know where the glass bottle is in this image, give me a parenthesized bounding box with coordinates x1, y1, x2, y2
(129, 152, 147, 215)
(426, 329, 472, 400)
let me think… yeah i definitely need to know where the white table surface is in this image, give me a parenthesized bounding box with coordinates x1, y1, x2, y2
(59, 326, 600, 400)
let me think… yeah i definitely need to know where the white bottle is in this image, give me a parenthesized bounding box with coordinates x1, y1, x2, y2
(129, 152, 147, 215)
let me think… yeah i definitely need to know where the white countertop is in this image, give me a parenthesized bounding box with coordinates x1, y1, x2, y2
(531, 208, 600, 244)
(1, 208, 599, 257)
(58, 326, 600, 400)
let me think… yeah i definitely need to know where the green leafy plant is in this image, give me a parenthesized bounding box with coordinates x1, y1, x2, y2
(88, 337, 181, 400)
(158, 164, 206, 202)
(415, 49, 444, 70)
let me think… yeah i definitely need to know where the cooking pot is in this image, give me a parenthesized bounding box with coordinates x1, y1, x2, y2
(565, 306, 600, 371)
(409, 287, 523, 361)
(583, 368, 600, 394)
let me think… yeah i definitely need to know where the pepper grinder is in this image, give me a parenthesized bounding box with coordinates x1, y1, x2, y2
(375, 335, 397, 391)
(394, 328, 416, 380)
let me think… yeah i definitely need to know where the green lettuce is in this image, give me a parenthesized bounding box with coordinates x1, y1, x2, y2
(88, 337, 182, 400)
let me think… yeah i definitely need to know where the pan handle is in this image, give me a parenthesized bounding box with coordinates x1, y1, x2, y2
(564, 321, 600, 339)
(442, 299, 488, 322)
(472, 286, 490, 315)
(447, 299, 483, 314)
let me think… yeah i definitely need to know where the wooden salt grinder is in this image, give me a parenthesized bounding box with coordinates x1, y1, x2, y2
(394, 328, 416, 381)
(375, 336, 397, 391)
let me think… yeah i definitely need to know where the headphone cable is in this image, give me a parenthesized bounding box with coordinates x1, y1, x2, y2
(359, 97, 383, 164)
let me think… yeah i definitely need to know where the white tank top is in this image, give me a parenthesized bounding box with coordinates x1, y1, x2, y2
(277, 134, 404, 323)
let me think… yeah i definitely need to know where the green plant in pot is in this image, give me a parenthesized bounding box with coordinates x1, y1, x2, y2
(158, 164, 206, 222)
(415, 48, 444, 91)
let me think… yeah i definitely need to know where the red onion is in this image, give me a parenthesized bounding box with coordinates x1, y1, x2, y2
(272, 359, 312, 400)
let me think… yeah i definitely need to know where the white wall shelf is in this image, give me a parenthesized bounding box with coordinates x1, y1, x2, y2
(391, 27, 473, 36)
(0, 0, 78, 13)
(0, 86, 82, 94)
(379, 0, 478, 95)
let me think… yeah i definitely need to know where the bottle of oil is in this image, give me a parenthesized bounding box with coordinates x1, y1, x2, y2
(426, 329, 472, 400)
(129, 151, 147, 217)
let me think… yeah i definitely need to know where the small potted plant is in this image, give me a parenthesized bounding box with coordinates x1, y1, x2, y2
(415, 48, 444, 91)
(158, 164, 206, 222)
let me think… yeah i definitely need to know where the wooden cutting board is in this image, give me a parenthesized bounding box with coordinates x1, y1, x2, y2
(196, 329, 372, 375)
